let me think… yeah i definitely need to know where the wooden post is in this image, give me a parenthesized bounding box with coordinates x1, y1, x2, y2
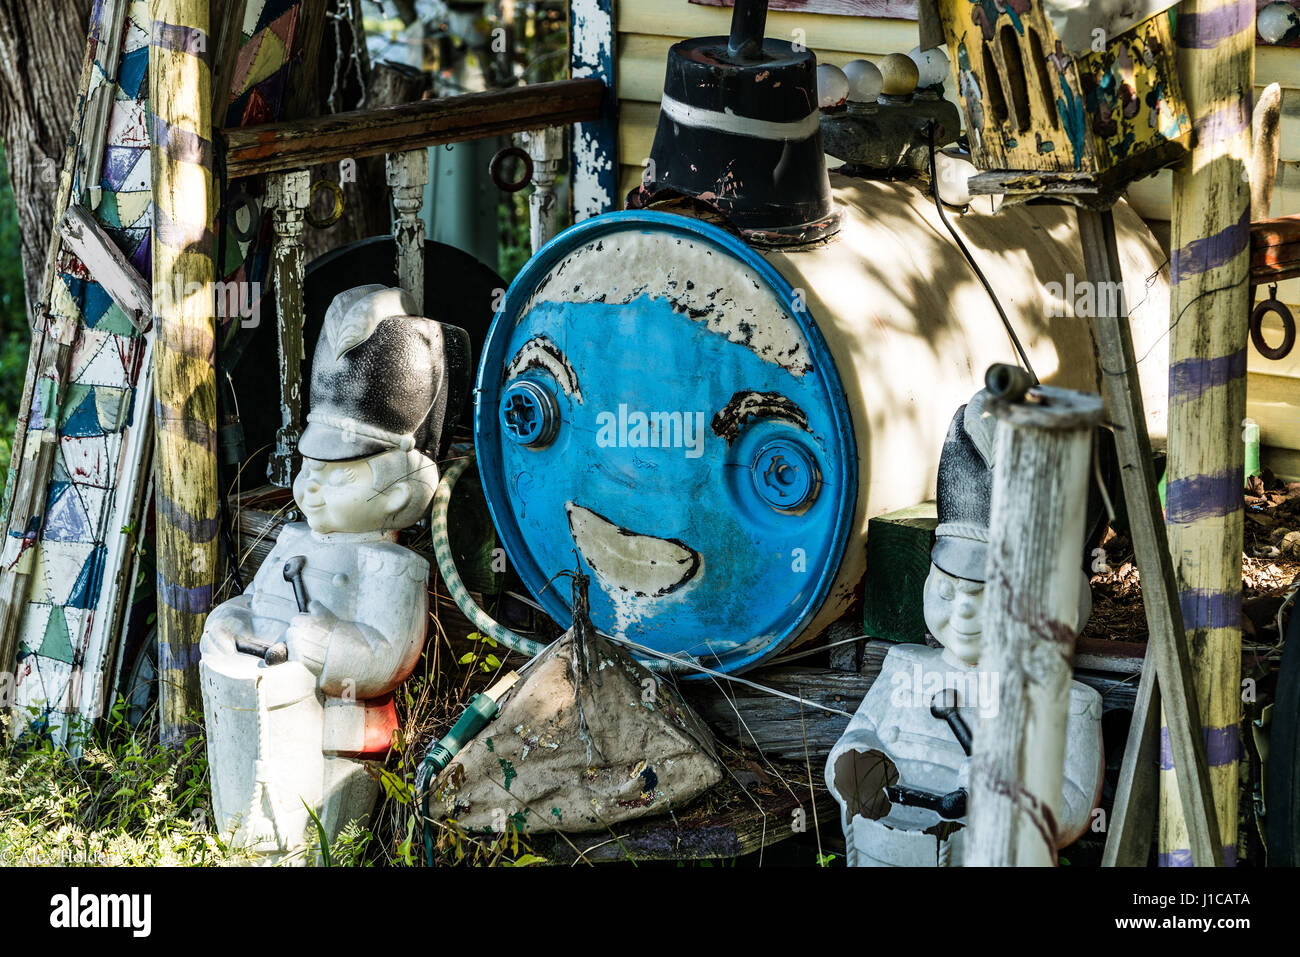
(1078, 207, 1222, 867)
(386, 149, 428, 313)
(521, 126, 565, 252)
(266, 169, 310, 488)
(149, 0, 219, 747)
(966, 384, 1102, 866)
(569, 0, 617, 221)
(1161, 0, 1253, 867)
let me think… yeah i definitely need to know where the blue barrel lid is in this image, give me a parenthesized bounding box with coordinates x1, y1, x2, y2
(474, 211, 857, 675)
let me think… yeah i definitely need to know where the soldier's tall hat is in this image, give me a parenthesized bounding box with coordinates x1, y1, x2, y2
(931, 390, 995, 583)
(299, 285, 465, 463)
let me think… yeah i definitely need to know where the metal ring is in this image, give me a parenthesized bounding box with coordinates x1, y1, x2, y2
(304, 179, 345, 230)
(489, 146, 533, 193)
(1251, 295, 1297, 361)
(225, 190, 261, 243)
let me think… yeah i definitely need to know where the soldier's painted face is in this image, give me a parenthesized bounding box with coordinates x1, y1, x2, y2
(923, 563, 985, 667)
(293, 456, 411, 535)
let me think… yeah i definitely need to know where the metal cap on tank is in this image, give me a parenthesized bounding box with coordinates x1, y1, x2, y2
(627, 0, 840, 246)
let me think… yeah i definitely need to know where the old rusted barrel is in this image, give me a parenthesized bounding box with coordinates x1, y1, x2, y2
(473, 172, 1169, 675)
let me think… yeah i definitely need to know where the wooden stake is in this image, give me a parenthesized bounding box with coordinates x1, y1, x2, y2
(966, 385, 1102, 867)
(1077, 207, 1222, 866)
(149, 0, 219, 747)
(1161, 0, 1253, 867)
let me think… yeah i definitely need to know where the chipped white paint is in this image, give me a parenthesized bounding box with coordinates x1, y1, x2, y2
(267, 169, 311, 488)
(505, 335, 584, 402)
(521, 127, 565, 252)
(386, 150, 429, 314)
(566, 503, 699, 597)
(569, 0, 611, 78)
(571, 126, 613, 222)
(525, 231, 813, 376)
(661, 94, 820, 141)
(566, 502, 702, 639)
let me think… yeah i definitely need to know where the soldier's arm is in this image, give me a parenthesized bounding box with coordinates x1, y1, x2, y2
(286, 549, 429, 697)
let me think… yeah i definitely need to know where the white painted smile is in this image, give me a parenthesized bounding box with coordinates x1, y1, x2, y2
(566, 503, 702, 598)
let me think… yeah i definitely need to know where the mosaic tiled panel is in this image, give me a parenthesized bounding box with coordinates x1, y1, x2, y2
(216, 0, 306, 341)
(11, 0, 307, 739)
(10, 0, 155, 741)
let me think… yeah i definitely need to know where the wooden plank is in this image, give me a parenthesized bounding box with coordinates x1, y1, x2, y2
(1076, 206, 1223, 867)
(684, 667, 871, 763)
(1245, 370, 1300, 450)
(222, 79, 605, 178)
(209, 0, 249, 119)
(1262, 443, 1300, 480)
(571, 0, 618, 220)
(687, 646, 1142, 763)
(282, 0, 330, 121)
(534, 785, 840, 862)
(618, 2, 921, 53)
(57, 204, 151, 332)
(688, 0, 918, 18)
(78, 0, 130, 211)
(1259, 42, 1300, 90)
(1102, 647, 1161, 866)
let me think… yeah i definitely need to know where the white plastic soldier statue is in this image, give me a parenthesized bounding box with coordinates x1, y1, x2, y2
(826, 389, 1104, 866)
(200, 285, 463, 863)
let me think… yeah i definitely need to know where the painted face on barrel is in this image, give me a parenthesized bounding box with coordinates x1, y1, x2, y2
(923, 563, 985, 667)
(484, 227, 854, 671)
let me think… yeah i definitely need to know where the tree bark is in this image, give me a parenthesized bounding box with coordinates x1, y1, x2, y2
(0, 0, 92, 320)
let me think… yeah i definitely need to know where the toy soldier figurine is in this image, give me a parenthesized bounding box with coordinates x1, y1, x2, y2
(200, 285, 463, 863)
(826, 389, 1103, 866)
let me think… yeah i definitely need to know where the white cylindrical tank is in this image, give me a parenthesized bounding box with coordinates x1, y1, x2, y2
(474, 172, 1169, 674)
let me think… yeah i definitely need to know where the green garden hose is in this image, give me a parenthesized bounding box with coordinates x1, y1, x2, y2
(431, 457, 547, 658)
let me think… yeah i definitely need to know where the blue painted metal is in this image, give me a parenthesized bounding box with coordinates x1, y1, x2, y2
(569, 0, 618, 220)
(500, 379, 559, 448)
(752, 439, 820, 511)
(474, 211, 857, 676)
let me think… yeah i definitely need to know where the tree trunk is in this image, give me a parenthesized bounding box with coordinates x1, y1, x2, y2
(0, 0, 92, 321)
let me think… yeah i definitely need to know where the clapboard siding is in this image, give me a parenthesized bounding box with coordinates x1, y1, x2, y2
(617, 0, 1300, 475)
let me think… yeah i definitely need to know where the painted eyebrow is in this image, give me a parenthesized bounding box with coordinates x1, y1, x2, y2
(504, 335, 583, 403)
(710, 390, 811, 444)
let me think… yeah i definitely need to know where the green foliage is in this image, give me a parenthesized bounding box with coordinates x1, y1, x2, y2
(0, 701, 229, 866)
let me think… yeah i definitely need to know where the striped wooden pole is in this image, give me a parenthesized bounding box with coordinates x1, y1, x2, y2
(149, 0, 219, 747)
(1160, 0, 1254, 866)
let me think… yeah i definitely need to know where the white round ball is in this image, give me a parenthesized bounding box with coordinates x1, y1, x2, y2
(935, 149, 976, 207)
(909, 45, 950, 88)
(843, 58, 883, 103)
(817, 63, 850, 109)
(1258, 1, 1300, 44)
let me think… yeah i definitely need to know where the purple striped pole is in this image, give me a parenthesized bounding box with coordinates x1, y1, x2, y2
(1160, 0, 1253, 866)
(149, 0, 218, 747)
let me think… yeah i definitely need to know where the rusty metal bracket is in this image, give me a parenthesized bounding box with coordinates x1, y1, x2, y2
(1250, 283, 1297, 361)
(304, 179, 345, 230)
(489, 145, 533, 194)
